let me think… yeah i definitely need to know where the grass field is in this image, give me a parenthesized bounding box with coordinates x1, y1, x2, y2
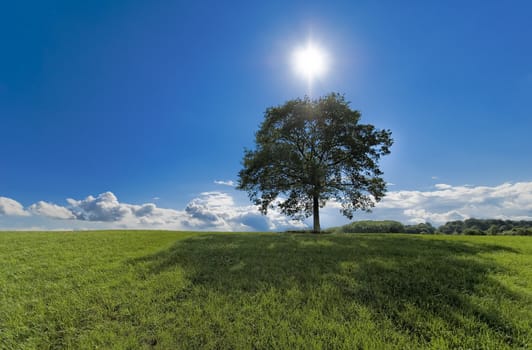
(0, 231, 531, 349)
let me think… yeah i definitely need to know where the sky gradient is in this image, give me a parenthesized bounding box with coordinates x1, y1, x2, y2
(1, 1, 531, 230)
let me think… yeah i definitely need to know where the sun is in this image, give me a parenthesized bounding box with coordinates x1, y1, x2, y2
(292, 42, 328, 83)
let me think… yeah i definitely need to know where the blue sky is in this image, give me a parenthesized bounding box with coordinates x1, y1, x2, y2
(1, 1, 531, 230)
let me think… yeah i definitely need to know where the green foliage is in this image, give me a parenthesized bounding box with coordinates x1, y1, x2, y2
(1, 231, 531, 349)
(328, 220, 436, 234)
(503, 227, 532, 236)
(462, 228, 486, 236)
(238, 93, 393, 232)
(438, 219, 532, 235)
(438, 220, 465, 234)
(332, 219, 531, 236)
(404, 222, 436, 234)
(330, 220, 405, 233)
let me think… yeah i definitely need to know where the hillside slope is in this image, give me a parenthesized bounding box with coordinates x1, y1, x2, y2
(1, 231, 530, 349)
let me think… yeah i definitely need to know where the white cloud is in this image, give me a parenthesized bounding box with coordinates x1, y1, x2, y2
(0, 197, 29, 216)
(67, 192, 131, 222)
(214, 180, 235, 187)
(64, 192, 193, 229)
(185, 192, 234, 230)
(402, 209, 466, 224)
(0, 191, 306, 232)
(434, 183, 452, 190)
(371, 182, 532, 224)
(185, 192, 307, 231)
(2, 181, 532, 230)
(29, 201, 75, 219)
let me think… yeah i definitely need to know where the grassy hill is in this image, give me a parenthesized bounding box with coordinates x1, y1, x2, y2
(1, 231, 531, 349)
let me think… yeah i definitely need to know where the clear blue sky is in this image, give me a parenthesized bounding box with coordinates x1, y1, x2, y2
(1, 1, 531, 230)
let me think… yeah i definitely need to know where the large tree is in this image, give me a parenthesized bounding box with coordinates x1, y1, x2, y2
(237, 93, 393, 233)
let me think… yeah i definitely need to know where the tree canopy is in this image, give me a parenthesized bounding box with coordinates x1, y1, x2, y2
(237, 93, 393, 232)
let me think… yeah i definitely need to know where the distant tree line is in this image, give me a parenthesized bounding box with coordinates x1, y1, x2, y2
(327, 219, 532, 235)
(437, 218, 532, 235)
(328, 220, 436, 234)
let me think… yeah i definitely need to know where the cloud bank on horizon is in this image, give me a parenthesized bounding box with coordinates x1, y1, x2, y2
(0, 191, 307, 232)
(1, 181, 531, 231)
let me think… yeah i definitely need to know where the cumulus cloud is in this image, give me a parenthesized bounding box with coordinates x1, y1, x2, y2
(0, 197, 29, 216)
(186, 192, 233, 229)
(214, 180, 235, 187)
(374, 182, 532, 224)
(64, 192, 193, 229)
(28, 201, 75, 219)
(2, 191, 305, 231)
(185, 192, 307, 231)
(402, 209, 466, 224)
(434, 183, 452, 190)
(2, 181, 532, 230)
(67, 192, 132, 221)
(133, 203, 157, 217)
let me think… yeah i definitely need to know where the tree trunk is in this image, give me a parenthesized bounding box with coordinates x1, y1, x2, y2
(313, 194, 321, 233)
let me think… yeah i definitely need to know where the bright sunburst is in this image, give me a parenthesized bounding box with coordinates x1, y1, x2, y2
(292, 42, 328, 84)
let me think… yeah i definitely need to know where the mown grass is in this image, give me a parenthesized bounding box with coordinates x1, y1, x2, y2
(0, 231, 531, 349)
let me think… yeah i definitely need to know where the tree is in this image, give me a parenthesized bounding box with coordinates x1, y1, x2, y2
(237, 93, 393, 233)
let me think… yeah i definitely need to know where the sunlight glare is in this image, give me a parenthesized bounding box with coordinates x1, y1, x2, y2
(292, 42, 328, 83)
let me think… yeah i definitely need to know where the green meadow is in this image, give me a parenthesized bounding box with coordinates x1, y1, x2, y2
(1, 231, 531, 349)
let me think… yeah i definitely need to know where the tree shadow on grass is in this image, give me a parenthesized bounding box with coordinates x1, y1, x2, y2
(130, 233, 528, 347)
